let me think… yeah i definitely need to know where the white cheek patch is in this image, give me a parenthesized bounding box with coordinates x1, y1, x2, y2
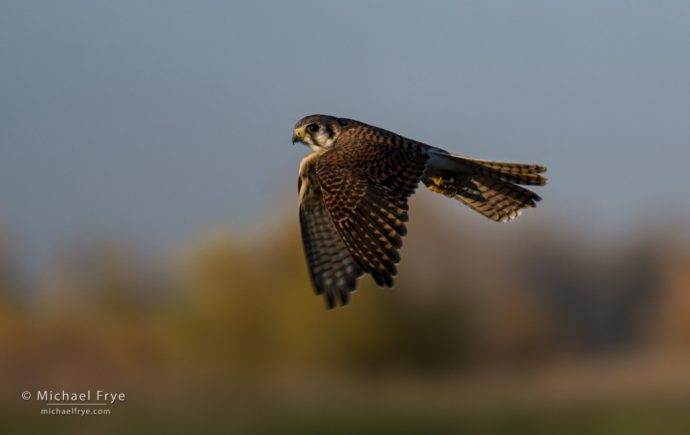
(315, 132, 335, 149)
(301, 136, 315, 149)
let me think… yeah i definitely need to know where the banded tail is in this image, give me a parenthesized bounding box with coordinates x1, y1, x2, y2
(422, 149, 547, 222)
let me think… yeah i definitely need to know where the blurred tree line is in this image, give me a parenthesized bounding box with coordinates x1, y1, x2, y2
(0, 201, 689, 401)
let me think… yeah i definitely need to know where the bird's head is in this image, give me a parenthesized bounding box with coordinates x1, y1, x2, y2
(292, 114, 344, 152)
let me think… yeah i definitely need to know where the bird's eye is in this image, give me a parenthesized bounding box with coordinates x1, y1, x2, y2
(307, 123, 319, 133)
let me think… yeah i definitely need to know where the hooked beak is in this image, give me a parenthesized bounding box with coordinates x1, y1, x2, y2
(292, 127, 305, 144)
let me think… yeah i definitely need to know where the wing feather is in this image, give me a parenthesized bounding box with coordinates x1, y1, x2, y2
(298, 157, 362, 308)
(315, 125, 429, 291)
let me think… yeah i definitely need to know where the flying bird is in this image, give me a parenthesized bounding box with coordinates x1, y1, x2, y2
(292, 115, 546, 308)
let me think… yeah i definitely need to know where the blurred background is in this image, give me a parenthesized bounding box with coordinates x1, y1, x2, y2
(2, 1, 690, 433)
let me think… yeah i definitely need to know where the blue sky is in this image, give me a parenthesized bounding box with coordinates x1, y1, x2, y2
(2, 1, 689, 265)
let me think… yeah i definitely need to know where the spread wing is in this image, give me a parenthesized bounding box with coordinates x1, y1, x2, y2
(299, 156, 362, 308)
(315, 125, 430, 290)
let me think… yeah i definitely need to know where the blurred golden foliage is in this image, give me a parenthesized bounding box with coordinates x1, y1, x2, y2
(1, 201, 690, 433)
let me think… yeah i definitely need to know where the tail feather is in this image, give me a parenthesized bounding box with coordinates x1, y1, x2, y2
(454, 156, 547, 186)
(423, 150, 547, 222)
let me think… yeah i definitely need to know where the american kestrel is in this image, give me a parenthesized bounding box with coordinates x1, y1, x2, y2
(292, 115, 546, 308)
